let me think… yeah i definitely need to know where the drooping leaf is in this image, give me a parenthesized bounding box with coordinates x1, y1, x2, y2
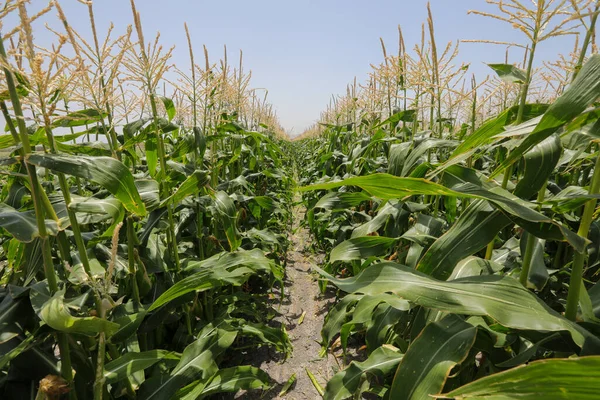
(336, 294, 410, 351)
(317, 262, 599, 350)
(402, 139, 457, 177)
(388, 142, 412, 176)
(39, 290, 119, 336)
(351, 201, 408, 238)
(279, 373, 297, 397)
(520, 232, 549, 290)
(150, 250, 276, 311)
(136, 179, 160, 211)
(365, 303, 404, 351)
(300, 173, 585, 251)
(0, 203, 60, 242)
(145, 135, 158, 177)
(330, 236, 397, 263)
(240, 322, 291, 355)
(69, 197, 123, 225)
(313, 191, 372, 212)
(419, 137, 567, 279)
(375, 109, 416, 129)
(514, 134, 562, 199)
(69, 196, 125, 243)
(56, 141, 113, 157)
(123, 118, 150, 141)
(299, 173, 461, 199)
(27, 154, 146, 216)
(320, 294, 363, 355)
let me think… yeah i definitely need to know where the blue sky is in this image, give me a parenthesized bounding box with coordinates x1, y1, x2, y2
(16, 1, 582, 135)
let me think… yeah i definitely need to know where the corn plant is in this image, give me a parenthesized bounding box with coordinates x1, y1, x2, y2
(0, 1, 291, 399)
(296, 1, 600, 399)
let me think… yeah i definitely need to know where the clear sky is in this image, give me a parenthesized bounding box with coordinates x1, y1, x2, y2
(15, 1, 582, 136)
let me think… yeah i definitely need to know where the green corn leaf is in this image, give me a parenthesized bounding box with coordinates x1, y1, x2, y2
(149, 250, 275, 311)
(214, 191, 242, 251)
(159, 96, 176, 121)
(493, 54, 600, 177)
(439, 356, 600, 399)
(317, 262, 600, 350)
(51, 108, 106, 128)
(0, 203, 61, 242)
(330, 236, 397, 263)
(323, 345, 403, 400)
(104, 350, 178, 384)
(300, 173, 585, 251)
(138, 323, 237, 400)
(487, 63, 527, 83)
(177, 366, 271, 399)
(389, 315, 477, 399)
(160, 170, 209, 207)
(27, 153, 147, 216)
(449, 104, 548, 160)
(39, 290, 119, 336)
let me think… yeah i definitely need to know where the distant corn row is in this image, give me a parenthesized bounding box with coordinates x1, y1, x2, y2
(299, 0, 598, 140)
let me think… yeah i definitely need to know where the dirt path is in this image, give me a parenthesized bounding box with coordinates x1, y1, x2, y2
(244, 202, 334, 399)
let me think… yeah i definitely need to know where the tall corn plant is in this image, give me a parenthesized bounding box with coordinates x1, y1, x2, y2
(0, 1, 292, 399)
(296, 2, 600, 399)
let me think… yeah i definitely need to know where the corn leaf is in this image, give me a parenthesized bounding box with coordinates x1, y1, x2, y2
(440, 356, 600, 399)
(317, 262, 600, 350)
(27, 154, 146, 216)
(389, 315, 477, 399)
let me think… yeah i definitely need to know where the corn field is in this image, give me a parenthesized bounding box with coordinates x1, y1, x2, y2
(2, 0, 600, 399)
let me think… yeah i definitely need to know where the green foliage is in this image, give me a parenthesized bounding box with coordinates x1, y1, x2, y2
(295, 54, 600, 399)
(0, 101, 293, 399)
